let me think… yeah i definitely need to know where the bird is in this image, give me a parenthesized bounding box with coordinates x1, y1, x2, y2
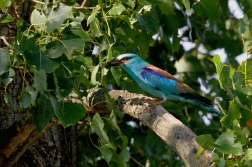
(106, 53, 223, 116)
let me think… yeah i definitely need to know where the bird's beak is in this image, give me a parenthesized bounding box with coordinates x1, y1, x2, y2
(105, 58, 122, 67)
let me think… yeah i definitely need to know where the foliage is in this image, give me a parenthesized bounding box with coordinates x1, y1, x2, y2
(0, 0, 252, 166)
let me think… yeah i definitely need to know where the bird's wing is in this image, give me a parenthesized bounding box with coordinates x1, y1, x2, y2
(141, 65, 212, 105)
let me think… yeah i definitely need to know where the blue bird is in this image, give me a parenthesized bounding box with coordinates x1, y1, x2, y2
(106, 53, 223, 116)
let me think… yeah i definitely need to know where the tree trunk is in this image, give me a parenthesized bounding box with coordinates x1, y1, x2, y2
(0, 1, 76, 166)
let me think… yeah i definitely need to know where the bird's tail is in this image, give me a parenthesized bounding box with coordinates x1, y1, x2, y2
(198, 104, 223, 116)
(186, 98, 223, 116)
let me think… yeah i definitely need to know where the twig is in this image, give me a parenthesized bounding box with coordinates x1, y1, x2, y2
(81, 0, 88, 7)
(72, 6, 94, 10)
(0, 36, 14, 49)
(17, 0, 26, 9)
(130, 156, 145, 167)
(31, 0, 45, 5)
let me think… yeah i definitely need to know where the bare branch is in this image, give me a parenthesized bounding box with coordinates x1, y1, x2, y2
(81, 0, 88, 7)
(30, 0, 45, 5)
(0, 36, 14, 49)
(79, 88, 216, 167)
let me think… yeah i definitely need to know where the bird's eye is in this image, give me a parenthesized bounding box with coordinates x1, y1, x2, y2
(121, 57, 131, 61)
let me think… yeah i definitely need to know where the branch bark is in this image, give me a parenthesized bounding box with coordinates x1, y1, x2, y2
(77, 88, 215, 167)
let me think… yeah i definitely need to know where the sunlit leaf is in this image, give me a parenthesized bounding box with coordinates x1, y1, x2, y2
(214, 132, 243, 154)
(196, 134, 214, 150)
(92, 113, 110, 143)
(108, 3, 126, 15)
(30, 9, 47, 31)
(87, 6, 99, 25)
(46, 3, 72, 32)
(0, 13, 14, 23)
(47, 35, 84, 59)
(99, 146, 113, 163)
(0, 0, 11, 12)
(182, 0, 190, 13)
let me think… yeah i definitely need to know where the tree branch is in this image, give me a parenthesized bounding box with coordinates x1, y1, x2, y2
(77, 88, 216, 167)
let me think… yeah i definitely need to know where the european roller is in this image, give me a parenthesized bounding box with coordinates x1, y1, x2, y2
(106, 53, 223, 116)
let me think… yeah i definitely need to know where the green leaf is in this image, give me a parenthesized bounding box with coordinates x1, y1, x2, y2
(34, 69, 47, 94)
(172, 30, 180, 52)
(111, 67, 121, 86)
(121, 0, 135, 8)
(26, 85, 38, 105)
(136, 13, 159, 33)
(106, 47, 113, 62)
(71, 23, 92, 41)
(238, 15, 252, 39)
(87, 6, 99, 25)
(220, 101, 241, 128)
(214, 131, 243, 154)
(83, 57, 94, 72)
(213, 55, 224, 88)
(19, 90, 32, 110)
(192, 0, 219, 22)
(0, 68, 15, 85)
(108, 3, 126, 15)
(246, 148, 252, 161)
(15, 36, 39, 52)
(196, 134, 214, 150)
(46, 3, 72, 32)
(0, 13, 14, 23)
(24, 51, 60, 73)
(50, 95, 85, 127)
(0, 0, 11, 12)
(62, 0, 75, 5)
(91, 65, 99, 85)
(146, 129, 159, 148)
(30, 9, 47, 31)
(158, 1, 175, 15)
(90, 18, 102, 37)
(195, 146, 204, 158)
(0, 49, 10, 75)
(117, 148, 130, 167)
(92, 113, 110, 144)
(30, 94, 54, 132)
(78, 65, 91, 86)
(4, 92, 14, 108)
(212, 152, 220, 163)
(182, 0, 190, 13)
(99, 145, 113, 163)
(116, 15, 134, 29)
(239, 59, 252, 82)
(139, 0, 157, 5)
(47, 35, 84, 59)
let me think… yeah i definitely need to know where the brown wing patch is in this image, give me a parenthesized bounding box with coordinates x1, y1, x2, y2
(146, 64, 182, 83)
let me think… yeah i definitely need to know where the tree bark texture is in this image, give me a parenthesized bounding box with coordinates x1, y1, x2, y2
(0, 1, 76, 166)
(80, 88, 215, 167)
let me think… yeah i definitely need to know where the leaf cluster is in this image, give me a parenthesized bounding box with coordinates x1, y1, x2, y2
(1, 0, 252, 166)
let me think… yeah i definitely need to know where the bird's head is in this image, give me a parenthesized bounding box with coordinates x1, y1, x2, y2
(106, 53, 139, 67)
